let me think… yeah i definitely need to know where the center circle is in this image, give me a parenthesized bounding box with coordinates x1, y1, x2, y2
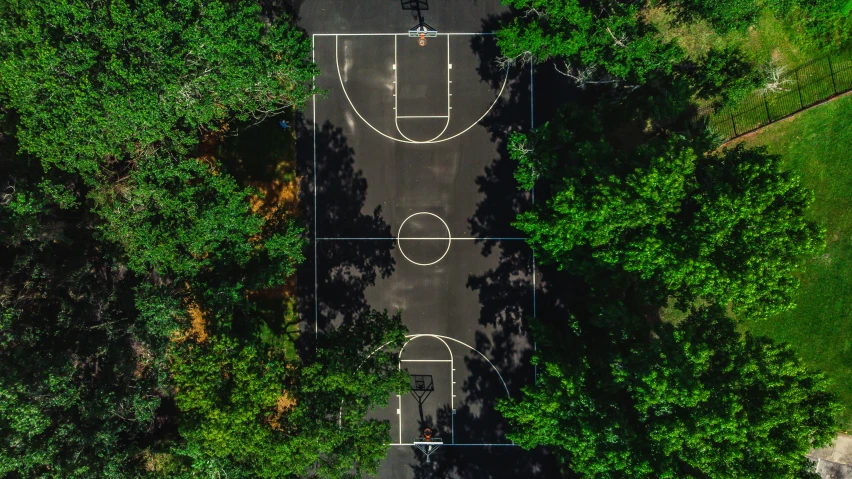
(397, 212, 452, 266)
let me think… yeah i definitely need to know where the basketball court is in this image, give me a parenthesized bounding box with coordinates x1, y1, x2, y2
(306, 6, 553, 477)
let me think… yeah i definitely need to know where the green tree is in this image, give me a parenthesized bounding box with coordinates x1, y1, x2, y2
(511, 113, 822, 319)
(166, 310, 409, 478)
(0, 171, 162, 478)
(90, 154, 304, 282)
(667, 0, 852, 48)
(0, 0, 315, 179)
(497, 1, 764, 108)
(498, 306, 840, 479)
(497, 0, 684, 85)
(668, 0, 762, 32)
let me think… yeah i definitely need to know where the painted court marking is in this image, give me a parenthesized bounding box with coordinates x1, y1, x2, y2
(393, 35, 451, 142)
(393, 334, 513, 446)
(396, 212, 452, 266)
(333, 34, 509, 144)
(311, 31, 534, 452)
(317, 237, 526, 241)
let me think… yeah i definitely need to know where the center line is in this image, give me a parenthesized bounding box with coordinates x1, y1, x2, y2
(316, 237, 526, 241)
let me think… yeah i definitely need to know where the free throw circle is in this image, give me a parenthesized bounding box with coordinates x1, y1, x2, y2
(397, 212, 452, 266)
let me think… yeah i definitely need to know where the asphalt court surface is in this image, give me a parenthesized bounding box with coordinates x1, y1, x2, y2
(314, 34, 517, 238)
(310, 26, 553, 478)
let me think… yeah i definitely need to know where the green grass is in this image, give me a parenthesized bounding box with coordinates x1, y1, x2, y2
(710, 48, 852, 139)
(732, 93, 852, 431)
(647, 6, 821, 66)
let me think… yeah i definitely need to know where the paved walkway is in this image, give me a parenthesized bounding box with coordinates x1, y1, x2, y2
(810, 434, 852, 479)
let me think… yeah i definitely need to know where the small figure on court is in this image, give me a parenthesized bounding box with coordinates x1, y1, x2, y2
(278, 119, 289, 129)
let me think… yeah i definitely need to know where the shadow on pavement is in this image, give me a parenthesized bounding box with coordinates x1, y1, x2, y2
(395, 15, 562, 479)
(295, 115, 396, 350)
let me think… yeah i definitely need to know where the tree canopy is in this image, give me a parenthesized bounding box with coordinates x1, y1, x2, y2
(0, 1, 411, 477)
(0, 0, 315, 179)
(164, 310, 408, 479)
(496, 0, 763, 107)
(510, 108, 823, 319)
(0, 170, 160, 478)
(498, 306, 840, 479)
(497, 0, 683, 85)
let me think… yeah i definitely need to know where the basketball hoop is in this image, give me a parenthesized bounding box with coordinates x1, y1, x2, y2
(408, 21, 437, 46)
(414, 428, 443, 463)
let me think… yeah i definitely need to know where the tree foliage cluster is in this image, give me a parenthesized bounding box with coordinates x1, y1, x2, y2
(496, 1, 843, 477)
(0, 0, 315, 179)
(497, 0, 763, 107)
(0, 1, 408, 478)
(164, 310, 407, 479)
(511, 113, 822, 319)
(499, 306, 839, 479)
(672, 0, 852, 47)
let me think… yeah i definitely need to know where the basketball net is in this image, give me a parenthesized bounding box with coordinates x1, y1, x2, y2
(418, 32, 427, 47)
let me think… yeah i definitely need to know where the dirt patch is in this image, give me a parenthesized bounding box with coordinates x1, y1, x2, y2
(248, 277, 296, 301)
(171, 300, 209, 344)
(130, 338, 154, 378)
(267, 391, 297, 431)
(248, 176, 300, 220)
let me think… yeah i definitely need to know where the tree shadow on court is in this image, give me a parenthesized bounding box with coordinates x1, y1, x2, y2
(257, 0, 300, 23)
(409, 263, 596, 477)
(406, 323, 561, 478)
(466, 19, 535, 326)
(455, 24, 595, 473)
(294, 114, 396, 350)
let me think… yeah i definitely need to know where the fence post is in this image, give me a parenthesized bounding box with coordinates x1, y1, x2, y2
(763, 92, 772, 123)
(794, 68, 805, 108)
(730, 112, 738, 137)
(828, 56, 838, 95)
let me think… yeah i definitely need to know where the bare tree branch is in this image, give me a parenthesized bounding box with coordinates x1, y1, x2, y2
(495, 50, 534, 70)
(510, 139, 534, 158)
(605, 26, 627, 48)
(760, 59, 794, 94)
(553, 62, 624, 89)
(525, 7, 547, 18)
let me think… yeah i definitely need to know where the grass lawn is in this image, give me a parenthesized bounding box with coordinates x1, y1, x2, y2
(646, 6, 822, 67)
(731, 93, 852, 431)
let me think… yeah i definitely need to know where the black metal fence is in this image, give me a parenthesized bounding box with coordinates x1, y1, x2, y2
(709, 48, 852, 141)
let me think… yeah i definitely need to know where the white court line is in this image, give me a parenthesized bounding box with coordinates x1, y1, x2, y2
(399, 335, 454, 410)
(396, 212, 452, 266)
(400, 359, 453, 362)
(397, 393, 403, 444)
(316, 237, 526, 241)
(315, 33, 495, 37)
(398, 335, 455, 443)
(396, 115, 449, 119)
(406, 334, 511, 397)
(393, 35, 450, 142)
(365, 334, 515, 445)
(390, 443, 518, 447)
(333, 34, 510, 144)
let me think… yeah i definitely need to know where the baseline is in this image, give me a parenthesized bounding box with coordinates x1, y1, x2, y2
(332, 34, 509, 144)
